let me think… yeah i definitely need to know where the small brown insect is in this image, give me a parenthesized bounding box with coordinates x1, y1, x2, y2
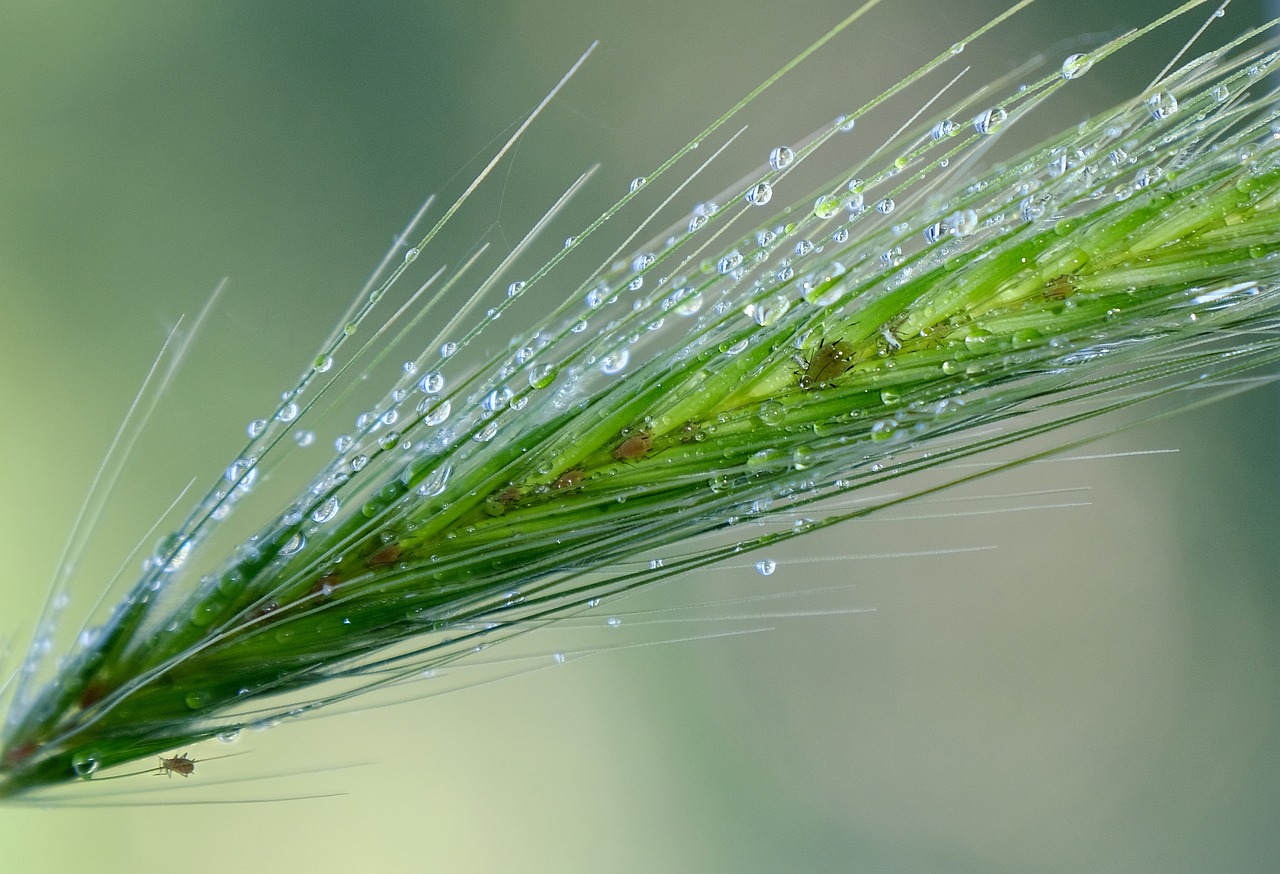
(157, 753, 196, 778)
(309, 573, 342, 599)
(553, 468, 585, 490)
(797, 338, 855, 390)
(1043, 273, 1078, 301)
(366, 543, 402, 567)
(612, 430, 653, 461)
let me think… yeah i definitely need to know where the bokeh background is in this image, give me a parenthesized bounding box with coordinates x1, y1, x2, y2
(2, 1, 1279, 871)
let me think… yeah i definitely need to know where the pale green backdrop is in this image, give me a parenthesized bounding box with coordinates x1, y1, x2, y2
(2, 1, 1278, 871)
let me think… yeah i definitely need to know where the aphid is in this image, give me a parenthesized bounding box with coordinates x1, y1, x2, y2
(553, 468, 585, 490)
(796, 337, 856, 390)
(1043, 273, 1078, 301)
(309, 573, 341, 599)
(613, 430, 653, 461)
(366, 542, 402, 567)
(156, 753, 196, 778)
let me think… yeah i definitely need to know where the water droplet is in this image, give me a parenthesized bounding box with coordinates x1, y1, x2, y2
(529, 363, 557, 389)
(1019, 196, 1048, 222)
(1211, 84, 1230, 103)
(440, 341, 458, 359)
(72, 755, 99, 777)
(424, 399, 451, 426)
(600, 349, 630, 374)
(294, 429, 315, 447)
(506, 280, 526, 298)
(335, 434, 354, 452)
(629, 176, 647, 192)
(745, 294, 789, 327)
(585, 287, 606, 309)
(1060, 52, 1092, 80)
(718, 251, 744, 274)
(404, 247, 419, 263)
(930, 119, 959, 140)
(350, 454, 368, 472)
(225, 458, 257, 492)
(418, 371, 445, 394)
(755, 559, 777, 576)
(746, 181, 773, 206)
(945, 208, 978, 237)
(836, 115, 856, 132)
(314, 354, 334, 373)
(216, 728, 241, 743)
(813, 194, 842, 219)
(688, 213, 708, 233)
(833, 228, 849, 243)
(279, 532, 305, 556)
(1146, 91, 1178, 120)
(483, 387, 513, 412)
(769, 145, 795, 170)
(277, 402, 299, 423)
(973, 107, 1007, 134)
(247, 418, 267, 438)
(418, 462, 451, 497)
(313, 496, 343, 522)
(675, 290, 703, 316)
(606, 616, 622, 627)
(154, 532, 192, 573)
(875, 198, 895, 215)
(757, 401, 785, 426)
(924, 222, 944, 244)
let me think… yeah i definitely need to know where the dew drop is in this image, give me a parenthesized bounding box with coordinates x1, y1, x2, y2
(1060, 52, 1092, 80)
(585, 287, 606, 309)
(769, 145, 795, 170)
(629, 176, 647, 192)
(418, 462, 451, 497)
(424, 399, 452, 426)
(875, 198, 895, 215)
(813, 194, 842, 219)
(930, 119, 959, 140)
(718, 251, 744, 274)
(745, 181, 773, 206)
(419, 371, 445, 394)
(350, 454, 368, 472)
(313, 496, 343, 522)
(279, 532, 306, 556)
(247, 418, 267, 438)
(72, 755, 100, 777)
(600, 349, 630, 374)
(440, 341, 458, 359)
(755, 558, 777, 576)
(216, 728, 241, 743)
(973, 107, 1007, 134)
(314, 354, 334, 373)
(757, 401, 785, 426)
(404, 247, 419, 263)
(154, 532, 192, 573)
(506, 280, 526, 298)
(1146, 91, 1178, 120)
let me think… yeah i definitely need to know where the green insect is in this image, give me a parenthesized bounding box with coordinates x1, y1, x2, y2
(796, 337, 856, 390)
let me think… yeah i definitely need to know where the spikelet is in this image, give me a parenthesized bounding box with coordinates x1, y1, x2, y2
(4, 0, 1280, 799)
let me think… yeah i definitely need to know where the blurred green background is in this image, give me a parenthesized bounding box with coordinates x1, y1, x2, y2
(2, 1, 1279, 871)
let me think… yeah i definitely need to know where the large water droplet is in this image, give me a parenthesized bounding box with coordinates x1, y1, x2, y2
(154, 532, 192, 573)
(1060, 52, 1093, 80)
(745, 181, 773, 206)
(769, 145, 795, 170)
(755, 558, 777, 576)
(1146, 91, 1178, 120)
(972, 107, 1007, 134)
(424, 399, 451, 426)
(813, 194, 842, 219)
(600, 349, 630, 375)
(313, 496, 343, 522)
(718, 251, 744, 274)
